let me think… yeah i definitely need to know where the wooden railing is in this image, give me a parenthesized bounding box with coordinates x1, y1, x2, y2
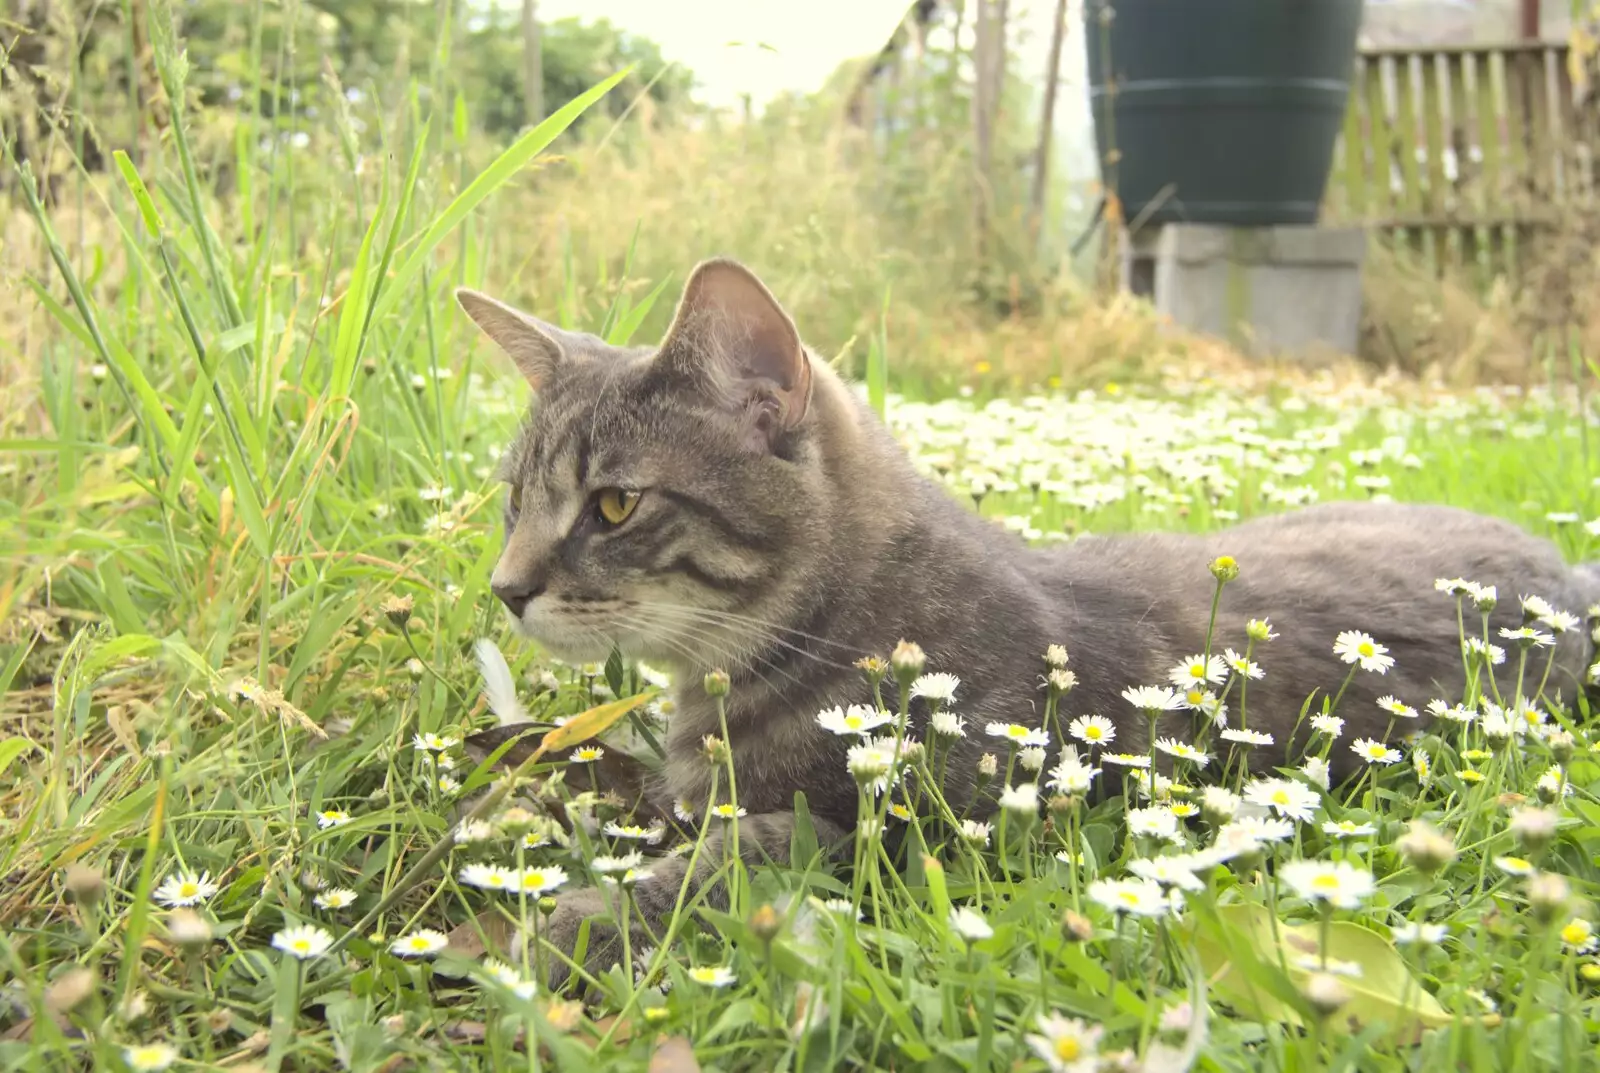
(1327, 40, 1597, 280)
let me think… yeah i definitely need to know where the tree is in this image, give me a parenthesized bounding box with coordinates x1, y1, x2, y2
(520, 0, 543, 125)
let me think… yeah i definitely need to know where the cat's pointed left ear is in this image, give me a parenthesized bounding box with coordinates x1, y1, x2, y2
(656, 258, 813, 440)
(455, 288, 571, 390)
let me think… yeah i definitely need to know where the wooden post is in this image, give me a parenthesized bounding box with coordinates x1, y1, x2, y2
(972, 0, 994, 258)
(1520, 0, 1540, 41)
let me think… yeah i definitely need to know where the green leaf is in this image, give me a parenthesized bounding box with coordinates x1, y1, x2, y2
(1188, 901, 1450, 1034)
(370, 69, 631, 327)
(605, 276, 670, 346)
(604, 646, 626, 698)
(0, 738, 36, 780)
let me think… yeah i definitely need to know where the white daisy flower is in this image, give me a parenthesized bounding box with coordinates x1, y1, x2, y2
(1168, 655, 1228, 689)
(153, 871, 219, 908)
(1088, 878, 1170, 917)
(1280, 860, 1375, 909)
(1332, 630, 1395, 673)
(909, 673, 960, 703)
(1220, 728, 1273, 747)
(1376, 695, 1418, 719)
(929, 710, 967, 738)
(391, 929, 449, 958)
(272, 924, 334, 960)
(1067, 714, 1115, 747)
(1154, 738, 1211, 768)
(1017, 746, 1048, 772)
(1102, 752, 1151, 769)
(1351, 738, 1401, 765)
(816, 704, 893, 738)
(1222, 648, 1264, 680)
(1025, 1012, 1103, 1072)
(514, 865, 568, 896)
(603, 821, 665, 843)
(315, 810, 351, 829)
(1244, 778, 1320, 823)
(1392, 921, 1447, 945)
(984, 722, 1049, 748)
(999, 783, 1040, 815)
(1300, 756, 1331, 791)
(1127, 856, 1205, 891)
(949, 906, 993, 941)
(1047, 748, 1101, 795)
(1126, 806, 1180, 842)
(959, 819, 992, 846)
(1310, 714, 1344, 737)
(1322, 819, 1375, 838)
(1121, 685, 1186, 712)
(313, 887, 358, 910)
(122, 1044, 178, 1071)
(687, 965, 737, 987)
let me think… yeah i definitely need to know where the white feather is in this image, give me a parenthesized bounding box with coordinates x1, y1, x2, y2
(474, 638, 528, 726)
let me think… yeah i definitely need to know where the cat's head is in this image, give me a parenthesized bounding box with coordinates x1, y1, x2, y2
(457, 259, 837, 669)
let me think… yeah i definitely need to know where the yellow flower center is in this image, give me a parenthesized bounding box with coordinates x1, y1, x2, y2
(844, 715, 862, 729)
(1118, 891, 1140, 906)
(1311, 874, 1341, 891)
(1561, 922, 1591, 946)
(291, 939, 311, 953)
(1358, 643, 1375, 658)
(1271, 791, 1290, 806)
(179, 883, 198, 897)
(1086, 727, 1103, 740)
(1055, 1037, 1082, 1061)
(1007, 726, 1027, 739)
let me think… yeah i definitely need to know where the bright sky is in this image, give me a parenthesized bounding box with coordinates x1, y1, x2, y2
(533, 0, 936, 110)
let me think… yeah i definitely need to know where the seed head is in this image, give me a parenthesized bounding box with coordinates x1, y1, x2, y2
(166, 908, 214, 951)
(63, 863, 105, 906)
(1527, 871, 1570, 925)
(854, 655, 889, 683)
(1303, 972, 1350, 1017)
(748, 903, 783, 944)
(44, 967, 97, 1014)
(1062, 909, 1094, 942)
(1509, 806, 1559, 855)
(381, 594, 414, 629)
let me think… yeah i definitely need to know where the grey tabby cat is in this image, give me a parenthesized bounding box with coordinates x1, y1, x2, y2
(456, 258, 1599, 983)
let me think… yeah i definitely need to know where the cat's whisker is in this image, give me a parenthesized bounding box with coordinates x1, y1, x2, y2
(615, 611, 813, 697)
(638, 600, 867, 655)
(637, 603, 861, 673)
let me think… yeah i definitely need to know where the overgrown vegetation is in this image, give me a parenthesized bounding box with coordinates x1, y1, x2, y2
(3, 2, 1600, 1071)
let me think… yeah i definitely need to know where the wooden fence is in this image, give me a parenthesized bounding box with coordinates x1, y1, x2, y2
(1327, 40, 1598, 281)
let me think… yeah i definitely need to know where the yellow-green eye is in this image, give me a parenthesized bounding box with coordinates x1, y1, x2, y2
(596, 488, 640, 526)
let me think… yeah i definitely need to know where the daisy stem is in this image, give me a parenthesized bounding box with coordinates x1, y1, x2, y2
(1513, 648, 1528, 707)
(1530, 647, 1557, 707)
(1201, 575, 1224, 667)
(1326, 665, 1358, 719)
(714, 693, 742, 916)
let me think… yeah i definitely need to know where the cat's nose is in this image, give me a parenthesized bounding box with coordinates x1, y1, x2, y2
(492, 576, 546, 617)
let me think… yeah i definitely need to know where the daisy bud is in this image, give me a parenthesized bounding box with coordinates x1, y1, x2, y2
(703, 670, 730, 697)
(645, 1006, 672, 1024)
(1527, 871, 1570, 925)
(1208, 555, 1240, 583)
(1245, 618, 1276, 642)
(1396, 820, 1457, 876)
(1046, 669, 1077, 696)
(898, 740, 926, 766)
(702, 735, 730, 765)
(1018, 746, 1047, 772)
(1200, 786, 1240, 825)
(1062, 909, 1094, 942)
(891, 640, 926, 688)
(496, 806, 537, 835)
(977, 753, 998, 780)
(207, 1008, 234, 1034)
(1044, 644, 1070, 668)
(1048, 793, 1077, 821)
(1302, 972, 1350, 1017)
(1509, 807, 1559, 854)
(382, 1014, 407, 1036)
(1547, 731, 1575, 764)
(748, 904, 783, 944)
(1581, 964, 1600, 985)
(406, 658, 425, 680)
(44, 967, 97, 1014)
(63, 863, 105, 906)
(166, 908, 213, 952)
(538, 896, 559, 916)
(118, 989, 150, 1023)
(1472, 586, 1498, 612)
(380, 594, 414, 629)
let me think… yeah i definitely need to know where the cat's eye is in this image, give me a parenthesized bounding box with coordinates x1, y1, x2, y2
(596, 488, 641, 526)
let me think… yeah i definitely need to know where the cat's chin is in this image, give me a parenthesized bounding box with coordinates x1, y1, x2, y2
(508, 614, 616, 664)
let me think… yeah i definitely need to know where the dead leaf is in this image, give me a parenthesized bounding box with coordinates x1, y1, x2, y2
(445, 911, 512, 960)
(648, 1036, 701, 1073)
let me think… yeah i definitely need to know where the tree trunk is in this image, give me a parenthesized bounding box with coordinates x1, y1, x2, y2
(521, 0, 543, 126)
(1028, 0, 1069, 246)
(971, 0, 994, 258)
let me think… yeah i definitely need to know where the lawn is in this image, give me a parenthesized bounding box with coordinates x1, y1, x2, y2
(4, 36, 1600, 1073)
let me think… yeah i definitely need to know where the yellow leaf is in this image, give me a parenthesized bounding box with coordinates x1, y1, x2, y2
(533, 690, 658, 761)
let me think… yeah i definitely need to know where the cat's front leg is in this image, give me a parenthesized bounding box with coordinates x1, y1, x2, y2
(538, 809, 847, 989)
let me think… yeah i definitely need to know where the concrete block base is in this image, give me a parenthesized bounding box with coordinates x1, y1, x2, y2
(1120, 224, 1367, 358)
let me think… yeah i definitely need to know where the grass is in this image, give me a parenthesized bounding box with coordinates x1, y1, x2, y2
(4, 10, 1600, 1072)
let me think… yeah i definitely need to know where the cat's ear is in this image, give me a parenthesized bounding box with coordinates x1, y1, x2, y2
(455, 288, 569, 390)
(656, 258, 812, 443)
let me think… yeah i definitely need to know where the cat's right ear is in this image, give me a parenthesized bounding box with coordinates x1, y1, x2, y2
(455, 288, 566, 390)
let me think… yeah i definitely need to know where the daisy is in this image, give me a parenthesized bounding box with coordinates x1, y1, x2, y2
(816, 704, 892, 737)
(999, 783, 1040, 815)
(1245, 618, 1277, 641)
(1102, 752, 1151, 769)
(1127, 856, 1205, 892)
(673, 798, 696, 823)
(1121, 685, 1185, 712)
(514, 865, 568, 896)
(1200, 786, 1240, 821)
(454, 820, 494, 844)
(1351, 738, 1401, 765)
(929, 710, 967, 738)
(1293, 954, 1364, 978)
(688, 965, 737, 988)
(1392, 921, 1447, 945)
(1464, 637, 1507, 665)
(1301, 756, 1331, 790)
(1048, 748, 1100, 795)
(313, 887, 358, 910)
(846, 738, 901, 794)
(315, 810, 351, 829)
(1222, 648, 1264, 680)
(1494, 855, 1536, 876)
(1126, 806, 1180, 842)
(1332, 630, 1395, 673)
(1045, 669, 1078, 693)
(1168, 653, 1229, 690)
(1044, 644, 1070, 668)
(949, 906, 993, 941)
(1025, 1012, 1103, 1073)
(1067, 714, 1115, 747)
(122, 1044, 178, 1071)
(1310, 714, 1344, 738)
(603, 821, 665, 844)
(710, 803, 748, 821)
(910, 673, 960, 703)
(272, 924, 334, 960)
(1280, 860, 1375, 909)
(1244, 778, 1320, 823)
(959, 819, 992, 846)
(481, 958, 525, 988)
(1322, 819, 1375, 838)
(1560, 918, 1597, 955)
(1087, 878, 1169, 917)
(1499, 625, 1555, 648)
(412, 732, 459, 751)
(886, 801, 915, 823)
(591, 852, 644, 875)
(1226, 816, 1295, 844)
(569, 747, 605, 763)
(1154, 738, 1211, 768)
(1168, 801, 1200, 819)
(391, 930, 448, 958)
(1377, 695, 1418, 719)
(1018, 746, 1048, 772)
(153, 871, 219, 908)
(1221, 728, 1273, 747)
(985, 722, 1049, 748)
